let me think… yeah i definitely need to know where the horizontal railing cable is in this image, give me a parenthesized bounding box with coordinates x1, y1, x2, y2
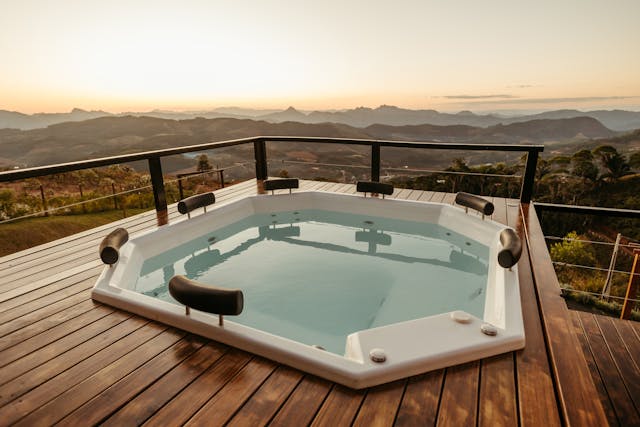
(0, 183, 156, 225)
(560, 286, 640, 304)
(544, 235, 640, 249)
(272, 160, 370, 170)
(382, 167, 522, 179)
(163, 162, 253, 185)
(552, 261, 640, 277)
(274, 160, 523, 178)
(0, 162, 252, 225)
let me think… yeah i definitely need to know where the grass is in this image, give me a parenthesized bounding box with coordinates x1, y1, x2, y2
(0, 209, 148, 257)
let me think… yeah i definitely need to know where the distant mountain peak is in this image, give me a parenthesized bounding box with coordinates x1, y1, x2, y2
(377, 105, 400, 111)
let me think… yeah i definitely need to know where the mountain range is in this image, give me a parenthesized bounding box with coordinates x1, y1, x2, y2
(0, 115, 624, 171)
(2, 105, 640, 132)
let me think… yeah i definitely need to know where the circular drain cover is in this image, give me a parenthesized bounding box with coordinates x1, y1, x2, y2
(369, 348, 387, 363)
(451, 310, 472, 324)
(481, 323, 498, 336)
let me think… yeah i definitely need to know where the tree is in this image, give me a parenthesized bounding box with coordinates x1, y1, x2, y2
(446, 158, 470, 193)
(629, 152, 640, 171)
(571, 149, 598, 182)
(550, 231, 601, 292)
(593, 145, 631, 181)
(196, 154, 212, 172)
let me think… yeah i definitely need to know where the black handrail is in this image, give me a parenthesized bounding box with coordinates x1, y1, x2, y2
(0, 136, 544, 225)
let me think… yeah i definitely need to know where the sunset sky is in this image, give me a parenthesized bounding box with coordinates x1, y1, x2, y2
(1, 0, 639, 114)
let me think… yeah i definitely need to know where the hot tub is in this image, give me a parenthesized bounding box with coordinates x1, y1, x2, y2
(92, 191, 524, 389)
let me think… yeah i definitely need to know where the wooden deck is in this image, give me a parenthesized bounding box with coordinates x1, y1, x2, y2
(0, 179, 637, 426)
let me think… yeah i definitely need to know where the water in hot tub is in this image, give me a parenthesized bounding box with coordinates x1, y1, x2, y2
(135, 209, 490, 355)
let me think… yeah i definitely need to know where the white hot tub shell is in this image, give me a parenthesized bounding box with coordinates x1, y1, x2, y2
(92, 191, 525, 389)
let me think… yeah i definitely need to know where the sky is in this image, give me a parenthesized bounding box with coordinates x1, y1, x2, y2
(1, 0, 639, 114)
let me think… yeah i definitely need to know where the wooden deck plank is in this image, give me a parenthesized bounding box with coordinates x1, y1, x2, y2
(0, 319, 161, 423)
(0, 259, 99, 301)
(490, 196, 508, 225)
(13, 328, 186, 426)
(0, 284, 93, 337)
(183, 357, 277, 426)
(0, 298, 99, 351)
(576, 312, 639, 425)
(0, 264, 101, 307)
(101, 342, 228, 426)
(56, 334, 213, 426)
(226, 366, 304, 427)
(352, 379, 406, 427)
(513, 217, 561, 427)
(571, 311, 620, 426)
(594, 315, 640, 412)
(0, 253, 103, 290)
(310, 385, 366, 427)
(612, 319, 640, 372)
(521, 203, 609, 426)
(0, 268, 97, 316)
(435, 361, 480, 427)
(0, 310, 128, 385)
(478, 354, 518, 427)
(430, 192, 448, 203)
(394, 371, 444, 426)
(441, 192, 456, 205)
(391, 188, 413, 200)
(269, 376, 332, 427)
(143, 349, 252, 427)
(415, 189, 436, 201)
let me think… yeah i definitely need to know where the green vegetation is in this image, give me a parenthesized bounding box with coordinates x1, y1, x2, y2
(388, 143, 640, 315)
(0, 163, 225, 256)
(0, 209, 146, 256)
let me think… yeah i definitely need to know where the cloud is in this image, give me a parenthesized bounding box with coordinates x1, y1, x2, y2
(507, 84, 535, 89)
(464, 95, 640, 105)
(443, 94, 517, 100)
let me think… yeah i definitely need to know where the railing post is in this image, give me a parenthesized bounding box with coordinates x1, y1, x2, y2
(39, 184, 49, 217)
(219, 169, 225, 188)
(520, 150, 539, 203)
(254, 139, 268, 181)
(111, 182, 118, 209)
(371, 143, 381, 182)
(621, 249, 640, 320)
(177, 176, 185, 200)
(148, 157, 168, 226)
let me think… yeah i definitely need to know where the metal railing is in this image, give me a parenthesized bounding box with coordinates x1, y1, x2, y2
(535, 202, 640, 319)
(0, 136, 544, 225)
